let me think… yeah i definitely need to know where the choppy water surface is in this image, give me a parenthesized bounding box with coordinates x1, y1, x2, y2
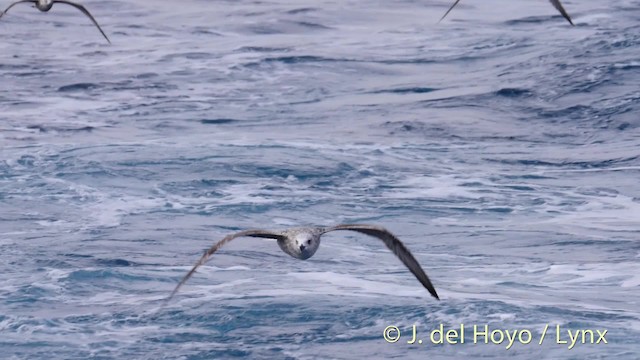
(1, 0, 639, 359)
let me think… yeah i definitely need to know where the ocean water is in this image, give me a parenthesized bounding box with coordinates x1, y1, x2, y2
(1, 0, 639, 359)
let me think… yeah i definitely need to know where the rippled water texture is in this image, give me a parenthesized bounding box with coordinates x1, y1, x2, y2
(1, 0, 639, 359)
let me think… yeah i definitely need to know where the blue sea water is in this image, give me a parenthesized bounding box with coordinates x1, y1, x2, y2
(1, 0, 640, 359)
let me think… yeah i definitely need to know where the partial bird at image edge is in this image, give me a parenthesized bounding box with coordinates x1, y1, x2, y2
(438, 0, 575, 26)
(0, 0, 111, 44)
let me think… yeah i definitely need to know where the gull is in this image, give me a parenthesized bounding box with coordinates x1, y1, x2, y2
(0, 0, 111, 43)
(439, 0, 575, 26)
(167, 224, 440, 303)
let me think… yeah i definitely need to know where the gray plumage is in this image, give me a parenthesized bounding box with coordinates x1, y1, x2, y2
(439, 0, 574, 26)
(0, 0, 111, 43)
(166, 224, 440, 304)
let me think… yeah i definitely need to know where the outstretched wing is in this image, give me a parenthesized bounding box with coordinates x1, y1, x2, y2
(438, 0, 462, 23)
(53, 0, 111, 43)
(549, 0, 574, 25)
(324, 224, 440, 300)
(165, 229, 285, 304)
(0, 0, 36, 19)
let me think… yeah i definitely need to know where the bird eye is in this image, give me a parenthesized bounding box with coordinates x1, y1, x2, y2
(307, 240, 312, 244)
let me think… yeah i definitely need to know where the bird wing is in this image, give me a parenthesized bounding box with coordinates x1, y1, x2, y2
(165, 229, 285, 304)
(324, 224, 440, 300)
(53, 0, 111, 43)
(0, 0, 36, 19)
(549, 0, 574, 25)
(438, 0, 462, 23)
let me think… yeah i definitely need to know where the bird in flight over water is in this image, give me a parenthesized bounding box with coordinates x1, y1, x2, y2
(0, 0, 111, 43)
(166, 224, 440, 304)
(439, 0, 575, 26)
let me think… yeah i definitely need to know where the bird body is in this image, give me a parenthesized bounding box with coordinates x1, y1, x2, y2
(167, 224, 440, 304)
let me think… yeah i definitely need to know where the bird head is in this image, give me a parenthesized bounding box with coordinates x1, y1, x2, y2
(293, 232, 320, 260)
(36, 0, 54, 11)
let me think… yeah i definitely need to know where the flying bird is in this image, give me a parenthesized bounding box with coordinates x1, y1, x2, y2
(439, 0, 574, 26)
(167, 224, 440, 303)
(0, 0, 111, 43)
